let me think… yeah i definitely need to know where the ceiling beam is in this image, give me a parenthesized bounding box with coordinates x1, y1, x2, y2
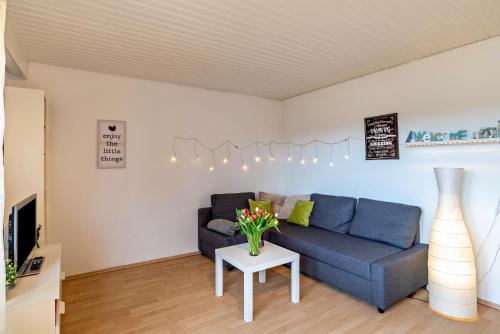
(5, 18, 28, 79)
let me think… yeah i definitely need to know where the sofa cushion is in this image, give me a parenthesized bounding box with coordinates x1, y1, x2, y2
(269, 221, 401, 280)
(211, 192, 255, 221)
(309, 194, 357, 233)
(278, 194, 310, 219)
(199, 226, 247, 248)
(258, 192, 286, 214)
(348, 198, 422, 249)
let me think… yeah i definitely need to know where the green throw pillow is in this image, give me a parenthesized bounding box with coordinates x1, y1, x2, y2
(248, 199, 273, 215)
(287, 200, 315, 227)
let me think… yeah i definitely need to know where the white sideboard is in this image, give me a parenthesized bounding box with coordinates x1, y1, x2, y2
(6, 244, 64, 334)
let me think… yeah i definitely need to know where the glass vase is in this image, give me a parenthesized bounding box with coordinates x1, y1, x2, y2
(247, 233, 262, 256)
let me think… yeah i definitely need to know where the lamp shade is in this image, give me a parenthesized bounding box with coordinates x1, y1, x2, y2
(428, 167, 478, 321)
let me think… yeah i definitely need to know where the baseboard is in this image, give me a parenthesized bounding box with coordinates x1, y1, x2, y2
(478, 298, 500, 311)
(66, 251, 201, 280)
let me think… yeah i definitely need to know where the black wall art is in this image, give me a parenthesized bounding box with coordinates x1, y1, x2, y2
(364, 113, 399, 160)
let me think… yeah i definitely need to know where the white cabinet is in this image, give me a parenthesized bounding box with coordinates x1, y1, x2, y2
(4, 86, 47, 243)
(6, 244, 64, 334)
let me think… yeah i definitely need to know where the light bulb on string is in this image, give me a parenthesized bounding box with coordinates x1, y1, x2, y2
(171, 137, 178, 163)
(223, 141, 230, 164)
(254, 142, 261, 163)
(287, 144, 292, 162)
(194, 140, 200, 161)
(209, 151, 215, 172)
(344, 137, 350, 160)
(329, 144, 334, 167)
(240, 149, 248, 172)
(299, 146, 305, 165)
(268, 142, 275, 161)
(313, 142, 319, 163)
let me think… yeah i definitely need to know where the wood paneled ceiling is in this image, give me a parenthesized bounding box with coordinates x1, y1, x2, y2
(7, 0, 500, 99)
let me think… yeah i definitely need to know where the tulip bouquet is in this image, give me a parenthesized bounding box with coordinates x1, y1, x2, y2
(235, 207, 280, 256)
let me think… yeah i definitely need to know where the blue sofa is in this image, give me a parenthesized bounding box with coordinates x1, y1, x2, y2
(198, 192, 428, 313)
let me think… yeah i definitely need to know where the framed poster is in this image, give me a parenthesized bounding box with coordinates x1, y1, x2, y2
(97, 120, 126, 168)
(364, 113, 399, 160)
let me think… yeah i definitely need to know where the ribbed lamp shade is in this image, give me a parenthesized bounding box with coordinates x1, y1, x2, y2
(428, 167, 478, 321)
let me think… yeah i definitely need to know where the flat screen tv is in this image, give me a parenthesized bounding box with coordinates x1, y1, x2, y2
(12, 194, 37, 273)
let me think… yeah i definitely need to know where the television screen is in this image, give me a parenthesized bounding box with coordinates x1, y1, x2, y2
(14, 195, 37, 272)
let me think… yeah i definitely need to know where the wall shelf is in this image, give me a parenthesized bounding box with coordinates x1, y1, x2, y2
(404, 137, 500, 147)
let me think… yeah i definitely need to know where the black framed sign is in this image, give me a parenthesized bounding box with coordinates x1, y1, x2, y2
(364, 113, 399, 160)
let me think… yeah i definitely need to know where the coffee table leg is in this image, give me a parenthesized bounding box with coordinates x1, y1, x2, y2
(291, 259, 300, 304)
(215, 255, 223, 297)
(244, 272, 253, 322)
(259, 270, 266, 283)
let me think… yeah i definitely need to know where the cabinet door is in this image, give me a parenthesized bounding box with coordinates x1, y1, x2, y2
(4, 87, 46, 243)
(7, 301, 55, 334)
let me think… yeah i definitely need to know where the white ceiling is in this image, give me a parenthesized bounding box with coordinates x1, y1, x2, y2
(7, 0, 500, 99)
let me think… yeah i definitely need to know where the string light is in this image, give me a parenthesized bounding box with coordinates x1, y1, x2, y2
(254, 142, 261, 163)
(287, 144, 292, 162)
(329, 144, 334, 167)
(170, 137, 178, 162)
(344, 137, 350, 160)
(240, 149, 248, 171)
(299, 146, 306, 165)
(170, 136, 362, 172)
(222, 141, 230, 164)
(209, 151, 215, 172)
(312, 142, 318, 164)
(268, 142, 275, 161)
(194, 139, 200, 161)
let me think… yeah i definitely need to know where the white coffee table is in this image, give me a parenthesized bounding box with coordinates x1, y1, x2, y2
(215, 241, 300, 323)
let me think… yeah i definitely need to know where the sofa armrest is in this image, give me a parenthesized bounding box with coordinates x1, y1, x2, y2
(370, 243, 428, 310)
(198, 207, 212, 228)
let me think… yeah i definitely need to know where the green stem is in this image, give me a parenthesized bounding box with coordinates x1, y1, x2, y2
(247, 233, 262, 256)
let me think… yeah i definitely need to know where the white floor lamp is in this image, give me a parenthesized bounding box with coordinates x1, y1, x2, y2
(428, 167, 478, 321)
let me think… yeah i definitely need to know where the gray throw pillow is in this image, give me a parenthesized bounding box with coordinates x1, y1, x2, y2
(207, 219, 240, 236)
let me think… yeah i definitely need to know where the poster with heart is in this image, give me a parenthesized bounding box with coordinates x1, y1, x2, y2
(364, 113, 399, 160)
(97, 120, 126, 168)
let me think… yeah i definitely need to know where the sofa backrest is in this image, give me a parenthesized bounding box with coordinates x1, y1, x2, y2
(309, 193, 357, 233)
(348, 198, 422, 249)
(211, 192, 255, 221)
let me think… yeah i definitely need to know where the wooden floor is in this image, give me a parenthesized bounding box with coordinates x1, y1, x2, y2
(62, 254, 500, 334)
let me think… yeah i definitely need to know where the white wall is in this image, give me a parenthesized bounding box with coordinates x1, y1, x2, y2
(8, 63, 283, 276)
(281, 36, 500, 304)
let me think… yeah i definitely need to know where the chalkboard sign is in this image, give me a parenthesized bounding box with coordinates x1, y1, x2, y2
(364, 113, 399, 160)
